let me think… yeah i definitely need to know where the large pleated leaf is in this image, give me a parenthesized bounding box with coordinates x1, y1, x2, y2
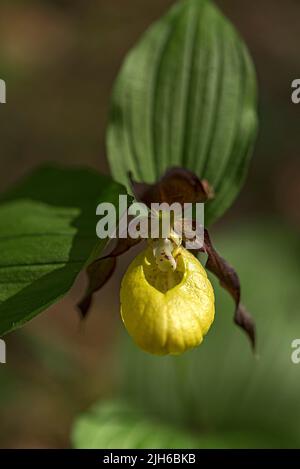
(107, 0, 258, 224)
(0, 166, 126, 336)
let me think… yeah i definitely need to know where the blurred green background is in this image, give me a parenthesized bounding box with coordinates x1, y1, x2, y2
(0, 0, 299, 448)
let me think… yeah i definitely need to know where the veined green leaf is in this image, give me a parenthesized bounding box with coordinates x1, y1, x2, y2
(107, 0, 258, 224)
(0, 165, 126, 336)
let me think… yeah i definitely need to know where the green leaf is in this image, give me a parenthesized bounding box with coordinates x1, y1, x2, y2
(107, 0, 258, 224)
(0, 165, 126, 336)
(72, 400, 199, 449)
(72, 399, 286, 449)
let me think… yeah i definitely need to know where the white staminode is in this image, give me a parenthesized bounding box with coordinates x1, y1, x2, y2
(151, 237, 179, 272)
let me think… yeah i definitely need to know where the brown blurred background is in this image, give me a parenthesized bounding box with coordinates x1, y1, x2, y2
(0, 0, 299, 448)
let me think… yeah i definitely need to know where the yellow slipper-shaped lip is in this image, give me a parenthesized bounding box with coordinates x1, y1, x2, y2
(120, 246, 215, 355)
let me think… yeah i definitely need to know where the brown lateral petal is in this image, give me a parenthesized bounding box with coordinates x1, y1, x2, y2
(77, 257, 117, 319)
(101, 236, 142, 260)
(203, 229, 256, 350)
(78, 236, 142, 318)
(129, 167, 214, 206)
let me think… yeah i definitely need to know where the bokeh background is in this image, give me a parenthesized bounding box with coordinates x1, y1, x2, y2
(0, 0, 299, 448)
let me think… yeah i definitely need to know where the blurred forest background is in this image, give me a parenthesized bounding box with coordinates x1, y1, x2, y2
(0, 0, 299, 448)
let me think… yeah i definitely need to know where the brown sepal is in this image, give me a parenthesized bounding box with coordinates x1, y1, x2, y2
(129, 167, 214, 206)
(203, 229, 256, 350)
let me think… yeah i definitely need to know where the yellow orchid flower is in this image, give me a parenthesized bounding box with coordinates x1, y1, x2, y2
(78, 168, 255, 353)
(120, 241, 215, 355)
